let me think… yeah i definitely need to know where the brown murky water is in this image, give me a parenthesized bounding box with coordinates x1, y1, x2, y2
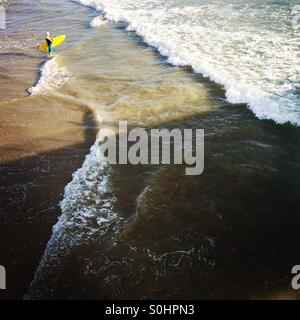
(1, 0, 300, 300)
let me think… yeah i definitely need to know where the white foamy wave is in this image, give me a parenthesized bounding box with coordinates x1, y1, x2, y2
(90, 15, 107, 27)
(25, 137, 120, 299)
(72, 0, 103, 10)
(72, 0, 300, 126)
(28, 57, 70, 95)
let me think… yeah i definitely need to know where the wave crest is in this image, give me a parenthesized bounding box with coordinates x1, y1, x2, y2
(28, 57, 70, 95)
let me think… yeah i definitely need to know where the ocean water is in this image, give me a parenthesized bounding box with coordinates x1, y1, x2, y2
(1, 0, 300, 299)
(74, 0, 300, 125)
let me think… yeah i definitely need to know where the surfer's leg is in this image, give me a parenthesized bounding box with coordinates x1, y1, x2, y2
(48, 45, 54, 58)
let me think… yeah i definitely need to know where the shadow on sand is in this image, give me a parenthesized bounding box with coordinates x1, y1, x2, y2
(0, 110, 97, 300)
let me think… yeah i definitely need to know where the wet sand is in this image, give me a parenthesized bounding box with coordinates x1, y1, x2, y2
(0, 0, 100, 300)
(0, 1, 98, 298)
(0, 95, 97, 299)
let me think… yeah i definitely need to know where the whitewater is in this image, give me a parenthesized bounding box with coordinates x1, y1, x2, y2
(28, 57, 70, 95)
(73, 0, 300, 126)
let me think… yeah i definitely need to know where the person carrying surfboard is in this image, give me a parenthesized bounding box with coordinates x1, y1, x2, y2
(38, 34, 66, 56)
(45, 32, 54, 59)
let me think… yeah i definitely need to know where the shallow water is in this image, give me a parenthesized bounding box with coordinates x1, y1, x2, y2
(1, 0, 300, 299)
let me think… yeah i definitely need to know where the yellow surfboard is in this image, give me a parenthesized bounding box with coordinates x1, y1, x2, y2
(38, 35, 66, 51)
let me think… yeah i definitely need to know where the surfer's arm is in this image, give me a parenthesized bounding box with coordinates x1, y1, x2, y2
(45, 37, 53, 44)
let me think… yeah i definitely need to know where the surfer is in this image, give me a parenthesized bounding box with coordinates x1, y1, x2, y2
(45, 32, 54, 59)
(38, 34, 65, 56)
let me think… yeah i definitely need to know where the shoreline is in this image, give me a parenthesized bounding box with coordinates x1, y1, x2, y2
(0, 0, 100, 299)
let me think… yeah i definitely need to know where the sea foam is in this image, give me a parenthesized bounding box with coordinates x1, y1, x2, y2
(90, 15, 107, 27)
(25, 136, 120, 299)
(28, 57, 70, 95)
(72, 0, 300, 126)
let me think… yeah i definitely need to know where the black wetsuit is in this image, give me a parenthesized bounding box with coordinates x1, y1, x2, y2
(45, 37, 53, 46)
(45, 37, 53, 54)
